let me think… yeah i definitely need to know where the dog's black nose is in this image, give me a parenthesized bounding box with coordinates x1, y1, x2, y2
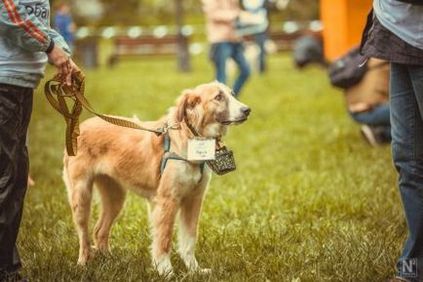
(241, 107, 251, 116)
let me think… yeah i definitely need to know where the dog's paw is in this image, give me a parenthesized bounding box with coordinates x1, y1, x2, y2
(187, 266, 212, 275)
(159, 269, 174, 280)
(157, 267, 174, 277)
(77, 249, 91, 266)
(77, 257, 89, 266)
(156, 266, 174, 280)
(153, 256, 174, 278)
(92, 244, 111, 256)
(196, 268, 212, 275)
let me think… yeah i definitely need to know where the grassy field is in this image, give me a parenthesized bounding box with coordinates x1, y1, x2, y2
(21, 54, 404, 281)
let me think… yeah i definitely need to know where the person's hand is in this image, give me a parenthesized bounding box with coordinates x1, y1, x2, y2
(348, 102, 372, 113)
(47, 45, 79, 86)
(68, 58, 80, 77)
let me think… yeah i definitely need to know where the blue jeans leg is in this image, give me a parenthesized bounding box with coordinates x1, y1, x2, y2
(350, 103, 391, 140)
(254, 32, 267, 73)
(210, 43, 231, 84)
(231, 43, 250, 96)
(390, 63, 423, 281)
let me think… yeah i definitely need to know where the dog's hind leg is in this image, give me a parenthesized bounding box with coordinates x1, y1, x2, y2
(93, 175, 126, 253)
(150, 195, 179, 276)
(67, 173, 94, 266)
(178, 193, 210, 274)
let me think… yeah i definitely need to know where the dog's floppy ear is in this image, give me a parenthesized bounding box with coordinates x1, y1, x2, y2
(176, 89, 201, 122)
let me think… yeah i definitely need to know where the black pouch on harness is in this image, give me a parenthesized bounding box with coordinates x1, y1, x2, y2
(206, 146, 236, 175)
(328, 46, 368, 89)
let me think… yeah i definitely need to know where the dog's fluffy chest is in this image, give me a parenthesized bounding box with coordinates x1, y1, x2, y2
(172, 163, 210, 196)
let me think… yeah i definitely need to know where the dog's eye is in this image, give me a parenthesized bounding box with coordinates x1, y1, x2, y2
(215, 93, 223, 101)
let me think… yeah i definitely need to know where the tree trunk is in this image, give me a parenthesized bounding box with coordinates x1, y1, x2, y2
(175, 0, 191, 72)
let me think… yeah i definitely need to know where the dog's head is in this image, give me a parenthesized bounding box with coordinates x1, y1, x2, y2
(174, 81, 251, 138)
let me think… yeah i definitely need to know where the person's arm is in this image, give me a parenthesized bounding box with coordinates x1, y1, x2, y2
(0, 0, 51, 52)
(48, 28, 71, 56)
(394, 0, 423, 5)
(202, 0, 239, 23)
(0, 0, 79, 85)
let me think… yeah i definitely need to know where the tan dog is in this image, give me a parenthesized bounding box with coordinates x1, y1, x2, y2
(63, 81, 250, 276)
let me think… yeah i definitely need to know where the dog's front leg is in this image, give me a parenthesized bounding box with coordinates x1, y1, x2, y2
(150, 195, 178, 277)
(178, 192, 211, 274)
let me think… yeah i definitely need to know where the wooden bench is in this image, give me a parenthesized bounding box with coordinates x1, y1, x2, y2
(243, 30, 321, 52)
(108, 35, 189, 67)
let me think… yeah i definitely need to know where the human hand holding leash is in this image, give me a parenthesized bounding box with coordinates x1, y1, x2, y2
(47, 44, 80, 86)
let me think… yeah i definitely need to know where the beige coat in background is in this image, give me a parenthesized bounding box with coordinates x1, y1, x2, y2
(202, 0, 241, 43)
(345, 58, 390, 113)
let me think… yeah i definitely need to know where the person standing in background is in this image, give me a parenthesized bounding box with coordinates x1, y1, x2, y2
(202, 0, 251, 97)
(0, 0, 79, 280)
(54, 2, 75, 52)
(361, 0, 423, 281)
(345, 58, 391, 146)
(238, 0, 269, 73)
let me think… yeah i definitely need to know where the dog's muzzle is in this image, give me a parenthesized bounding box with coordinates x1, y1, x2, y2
(219, 107, 251, 125)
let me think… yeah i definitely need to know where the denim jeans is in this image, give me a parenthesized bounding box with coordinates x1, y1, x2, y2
(209, 42, 250, 96)
(254, 32, 267, 73)
(390, 63, 423, 282)
(350, 103, 391, 141)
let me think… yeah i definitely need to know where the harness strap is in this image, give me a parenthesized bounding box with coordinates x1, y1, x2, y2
(160, 133, 205, 175)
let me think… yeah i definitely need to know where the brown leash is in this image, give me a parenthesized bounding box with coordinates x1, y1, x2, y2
(44, 71, 165, 156)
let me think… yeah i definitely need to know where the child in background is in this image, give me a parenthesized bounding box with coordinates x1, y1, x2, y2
(238, 0, 269, 73)
(202, 0, 251, 96)
(54, 2, 75, 52)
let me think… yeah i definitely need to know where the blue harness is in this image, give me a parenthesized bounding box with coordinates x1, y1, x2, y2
(159, 133, 205, 175)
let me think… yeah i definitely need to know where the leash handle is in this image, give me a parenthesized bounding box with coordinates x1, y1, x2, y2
(45, 73, 82, 156)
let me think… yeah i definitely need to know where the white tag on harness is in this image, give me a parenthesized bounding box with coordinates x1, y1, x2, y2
(187, 138, 216, 161)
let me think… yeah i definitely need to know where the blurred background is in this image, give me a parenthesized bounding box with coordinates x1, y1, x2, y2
(53, 0, 325, 70)
(51, 0, 372, 71)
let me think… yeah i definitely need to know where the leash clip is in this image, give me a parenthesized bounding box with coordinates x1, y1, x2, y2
(158, 122, 181, 135)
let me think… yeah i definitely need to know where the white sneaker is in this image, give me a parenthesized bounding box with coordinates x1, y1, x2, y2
(360, 125, 379, 147)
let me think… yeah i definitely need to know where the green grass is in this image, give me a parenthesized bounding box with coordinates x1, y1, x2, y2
(22, 54, 404, 281)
